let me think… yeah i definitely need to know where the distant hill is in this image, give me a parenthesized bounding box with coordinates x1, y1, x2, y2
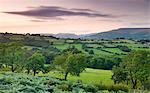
(85, 28, 150, 40)
(53, 33, 80, 39)
(41, 28, 150, 40)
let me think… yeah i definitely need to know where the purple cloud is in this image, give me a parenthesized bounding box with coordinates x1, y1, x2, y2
(3, 6, 117, 20)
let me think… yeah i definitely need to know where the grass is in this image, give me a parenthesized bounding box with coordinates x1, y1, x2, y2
(86, 44, 103, 48)
(115, 43, 146, 48)
(38, 68, 113, 85)
(103, 48, 126, 54)
(53, 44, 88, 53)
(53, 44, 69, 50)
(92, 49, 113, 56)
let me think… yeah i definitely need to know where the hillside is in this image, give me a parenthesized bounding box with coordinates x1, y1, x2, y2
(86, 28, 150, 40)
(53, 33, 80, 39)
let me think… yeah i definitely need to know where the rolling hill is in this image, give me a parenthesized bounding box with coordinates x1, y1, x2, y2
(86, 28, 150, 40)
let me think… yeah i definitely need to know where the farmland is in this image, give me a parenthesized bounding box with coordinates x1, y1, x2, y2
(38, 68, 113, 85)
(0, 33, 150, 92)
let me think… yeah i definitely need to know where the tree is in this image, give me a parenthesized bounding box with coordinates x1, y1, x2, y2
(27, 52, 45, 76)
(0, 43, 8, 69)
(23, 49, 35, 74)
(88, 56, 121, 70)
(117, 45, 131, 52)
(82, 44, 86, 50)
(4, 43, 24, 72)
(112, 50, 150, 89)
(89, 50, 94, 54)
(41, 49, 58, 64)
(112, 66, 128, 84)
(63, 46, 82, 54)
(53, 52, 87, 80)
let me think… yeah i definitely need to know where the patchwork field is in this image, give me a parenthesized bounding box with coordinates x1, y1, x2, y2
(0, 33, 150, 92)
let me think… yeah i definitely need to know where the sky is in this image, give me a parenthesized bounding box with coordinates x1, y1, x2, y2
(0, 0, 149, 34)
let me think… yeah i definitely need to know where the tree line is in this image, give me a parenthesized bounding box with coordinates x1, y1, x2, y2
(0, 43, 87, 80)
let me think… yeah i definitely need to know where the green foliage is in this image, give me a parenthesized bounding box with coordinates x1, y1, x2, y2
(96, 84, 129, 92)
(112, 50, 150, 90)
(42, 65, 54, 74)
(41, 48, 59, 64)
(117, 45, 131, 52)
(112, 66, 128, 84)
(0, 72, 129, 93)
(39, 68, 113, 85)
(23, 37, 50, 48)
(83, 84, 98, 92)
(27, 52, 45, 76)
(63, 46, 82, 54)
(89, 49, 94, 54)
(0, 33, 150, 92)
(66, 54, 87, 76)
(88, 56, 121, 70)
(53, 52, 87, 80)
(0, 43, 24, 72)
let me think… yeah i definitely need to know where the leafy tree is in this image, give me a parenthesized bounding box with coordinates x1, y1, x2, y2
(112, 50, 150, 89)
(82, 44, 86, 50)
(89, 50, 94, 54)
(41, 49, 58, 64)
(23, 49, 35, 74)
(63, 46, 82, 54)
(112, 66, 128, 84)
(42, 65, 54, 74)
(53, 52, 87, 80)
(27, 52, 45, 76)
(0, 43, 8, 69)
(3, 43, 24, 72)
(117, 45, 131, 52)
(88, 56, 121, 70)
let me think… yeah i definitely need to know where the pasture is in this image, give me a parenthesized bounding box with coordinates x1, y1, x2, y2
(38, 68, 113, 85)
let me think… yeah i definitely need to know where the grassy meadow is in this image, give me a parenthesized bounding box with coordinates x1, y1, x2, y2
(38, 68, 113, 85)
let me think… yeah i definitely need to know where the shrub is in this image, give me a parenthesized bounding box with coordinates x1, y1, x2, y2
(46, 79, 60, 86)
(83, 84, 98, 92)
(0, 72, 129, 93)
(57, 83, 70, 91)
(96, 84, 129, 92)
(89, 50, 94, 54)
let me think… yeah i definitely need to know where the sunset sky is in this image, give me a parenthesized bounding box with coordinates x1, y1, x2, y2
(0, 0, 149, 34)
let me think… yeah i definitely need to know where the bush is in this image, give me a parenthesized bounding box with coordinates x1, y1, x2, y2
(0, 72, 129, 93)
(57, 83, 70, 91)
(117, 45, 131, 52)
(89, 50, 94, 54)
(96, 84, 129, 92)
(83, 84, 98, 92)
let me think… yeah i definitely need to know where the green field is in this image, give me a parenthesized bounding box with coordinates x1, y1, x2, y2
(0, 33, 150, 92)
(52, 39, 150, 57)
(38, 68, 113, 85)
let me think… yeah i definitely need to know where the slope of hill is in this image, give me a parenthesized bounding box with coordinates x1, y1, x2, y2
(86, 28, 150, 40)
(53, 33, 80, 39)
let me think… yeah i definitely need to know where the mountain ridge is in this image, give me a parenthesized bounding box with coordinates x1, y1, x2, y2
(38, 28, 150, 39)
(86, 28, 150, 39)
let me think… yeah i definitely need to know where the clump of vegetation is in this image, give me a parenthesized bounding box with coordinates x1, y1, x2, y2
(26, 52, 45, 76)
(116, 45, 131, 52)
(95, 84, 129, 92)
(112, 50, 150, 90)
(53, 52, 87, 80)
(0, 33, 150, 92)
(0, 73, 129, 93)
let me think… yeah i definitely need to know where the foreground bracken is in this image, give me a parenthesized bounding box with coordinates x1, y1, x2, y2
(0, 72, 129, 93)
